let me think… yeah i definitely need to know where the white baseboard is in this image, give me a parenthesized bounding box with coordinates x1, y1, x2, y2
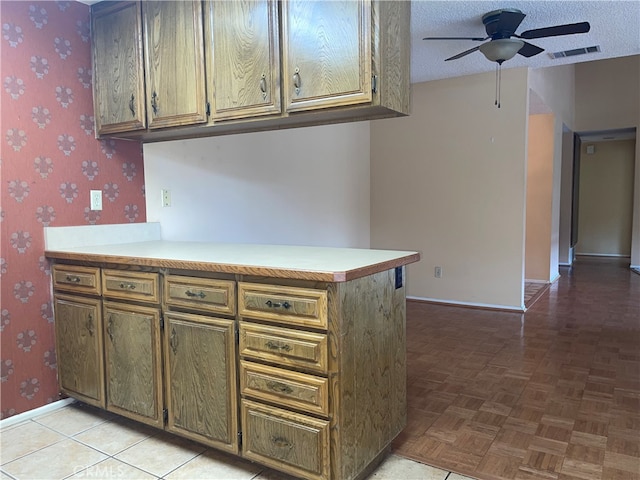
(575, 253, 630, 258)
(0, 398, 75, 429)
(407, 296, 524, 313)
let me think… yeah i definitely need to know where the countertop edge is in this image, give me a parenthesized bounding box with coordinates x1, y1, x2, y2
(44, 249, 421, 283)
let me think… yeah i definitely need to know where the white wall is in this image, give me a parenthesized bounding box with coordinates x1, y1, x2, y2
(529, 65, 577, 270)
(575, 56, 640, 266)
(144, 122, 371, 248)
(558, 128, 575, 265)
(576, 140, 636, 256)
(529, 64, 575, 130)
(371, 68, 529, 310)
(525, 113, 556, 282)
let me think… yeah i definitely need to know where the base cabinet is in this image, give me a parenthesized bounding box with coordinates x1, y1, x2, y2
(241, 399, 330, 480)
(103, 301, 163, 428)
(54, 294, 105, 408)
(51, 263, 407, 480)
(164, 312, 238, 453)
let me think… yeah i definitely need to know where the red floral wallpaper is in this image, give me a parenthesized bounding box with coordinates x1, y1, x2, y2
(1, 1, 146, 419)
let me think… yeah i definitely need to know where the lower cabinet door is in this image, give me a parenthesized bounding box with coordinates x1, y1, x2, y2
(103, 301, 163, 427)
(241, 399, 329, 480)
(164, 312, 238, 453)
(54, 294, 105, 408)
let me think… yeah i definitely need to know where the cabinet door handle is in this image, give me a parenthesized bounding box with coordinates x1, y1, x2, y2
(65, 275, 81, 283)
(267, 381, 293, 395)
(129, 93, 135, 116)
(170, 327, 178, 354)
(260, 74, 267, 99)
(119, 282, 136, 290)
(151, 91, 158, 115)
(271, 435, 293, 450)
(265, 300, 291, 309)
(265, 340, 292, 352)
(185, 290, 206, 299)
(86, 314, 95, 336)
(107, 317, 114, 342)
(293, 68, 301, 94)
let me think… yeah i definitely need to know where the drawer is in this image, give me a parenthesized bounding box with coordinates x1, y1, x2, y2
(52, 265, 101, 295)
(239, 323, 328, 374)
(102, 270, 160, 303)
(240, 361, 329, 417)
(164, 275, 235, 316)
(241, 399, 329, 480)
(238, 283, 327, 330)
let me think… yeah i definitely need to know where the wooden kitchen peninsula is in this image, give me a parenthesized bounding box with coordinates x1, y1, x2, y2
(46, 239, 420, 480)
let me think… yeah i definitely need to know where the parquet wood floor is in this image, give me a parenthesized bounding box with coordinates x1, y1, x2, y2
(393, 257, 640, 480)
(524, 282, 550, 309)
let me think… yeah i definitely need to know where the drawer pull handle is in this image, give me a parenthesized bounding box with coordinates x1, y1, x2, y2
(65, 275, 81, 283)
(267, 381, 293, 395)
(271, 436, 293, 450)
(170, 327, 178, 354)
(86, 314, 95, 336)
(265, 340, 292, 352)
(119, 282, 136, 290)
(185, 290, 206, 299)
(265, 300, 291, 309)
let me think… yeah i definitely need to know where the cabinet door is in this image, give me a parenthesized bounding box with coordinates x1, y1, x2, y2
(205, 0, 281, 121)
(103, 302, 163, 428)
(54, 295, 105, 408)
(143, 0, 207, 129)
(91, 1, 146, 135)
(282, 0, 372, 112)
(164, 312, 238, 453)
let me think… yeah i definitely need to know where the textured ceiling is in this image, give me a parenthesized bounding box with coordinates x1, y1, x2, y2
(411, 0, 640, 84)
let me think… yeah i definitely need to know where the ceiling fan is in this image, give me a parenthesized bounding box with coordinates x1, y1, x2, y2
(423, 8, 591, 64)
(423, 9, 590, 107)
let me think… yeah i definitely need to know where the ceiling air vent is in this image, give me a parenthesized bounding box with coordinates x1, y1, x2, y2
(549, 45, 600, 59)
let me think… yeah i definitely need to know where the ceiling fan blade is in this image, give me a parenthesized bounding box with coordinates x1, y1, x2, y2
(492, 10, 526, 36)
(519, 22, 590, 40)
(423, 36, 487, 42)
(445, 45, 480, 61)
(518, 41, 544, 58)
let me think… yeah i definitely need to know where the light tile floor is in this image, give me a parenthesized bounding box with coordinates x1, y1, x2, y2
(0, 402, 477, 480)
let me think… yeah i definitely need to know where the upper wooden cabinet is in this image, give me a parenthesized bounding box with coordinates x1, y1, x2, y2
(90, 0, 410, 141)
(91, 1, 146, 135)
(143, 0, 208, 129)
(282, 0, 371, 113)
(205, 0, 281, 121)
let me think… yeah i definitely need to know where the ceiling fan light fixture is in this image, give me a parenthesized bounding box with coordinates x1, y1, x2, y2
(479, 39, 524, 63)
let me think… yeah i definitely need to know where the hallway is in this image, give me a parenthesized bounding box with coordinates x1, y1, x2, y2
(394, 257, 640, 479)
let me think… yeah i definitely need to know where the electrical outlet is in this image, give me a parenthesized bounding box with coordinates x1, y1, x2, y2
(90, 190, 102, 211)
(161, 189, 171, 207)
(434, 266, 442, 278)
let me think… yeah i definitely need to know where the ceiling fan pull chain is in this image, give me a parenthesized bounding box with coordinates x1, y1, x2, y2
(495, 63, 499, 107)
(498, 63, 502, 108)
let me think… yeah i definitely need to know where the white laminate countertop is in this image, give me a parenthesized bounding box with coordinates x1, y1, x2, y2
(45, 240, 421, 282)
